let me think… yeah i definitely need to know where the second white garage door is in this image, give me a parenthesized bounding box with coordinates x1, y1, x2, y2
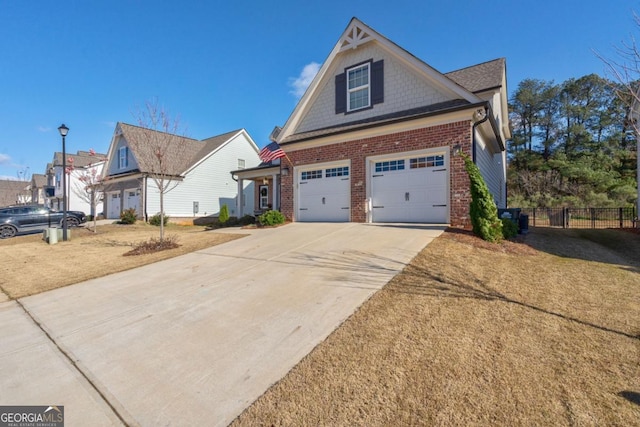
(370, 153, 448, 223)
(297, 164, 350, 222)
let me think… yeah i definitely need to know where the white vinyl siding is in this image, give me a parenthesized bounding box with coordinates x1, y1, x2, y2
(145, 132, 260, 217)
(475, 133, 506, 208)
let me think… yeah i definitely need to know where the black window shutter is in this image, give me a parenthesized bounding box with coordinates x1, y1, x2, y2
(335, 72, 346, 114)
(371, 60, 384, 105)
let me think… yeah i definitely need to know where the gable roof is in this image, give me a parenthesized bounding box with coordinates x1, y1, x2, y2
(0, 179, 29, 207)
(31, 174, 47, 187)
(53, 151, 107, 168)
(445, 58, 506, 93)
(112, 123, 254, 176)
(277, 17, 500, 145)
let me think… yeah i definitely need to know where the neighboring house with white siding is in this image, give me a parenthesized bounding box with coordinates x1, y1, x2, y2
(274, 17, 510, 226)
(101, 122, 260, 220)
(48, 151, 106, 216)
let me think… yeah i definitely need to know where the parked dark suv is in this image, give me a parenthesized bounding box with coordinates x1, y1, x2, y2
(0, 205, 86, 239)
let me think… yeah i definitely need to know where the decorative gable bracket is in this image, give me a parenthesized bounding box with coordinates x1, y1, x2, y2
(339, 23, 373, 52)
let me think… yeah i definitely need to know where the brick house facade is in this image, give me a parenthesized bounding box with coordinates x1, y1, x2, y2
(273, 18, 509, 226)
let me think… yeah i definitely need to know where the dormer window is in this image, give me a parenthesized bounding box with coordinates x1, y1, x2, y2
(347, 63, 370, 111)
(118, 146, 128, 169)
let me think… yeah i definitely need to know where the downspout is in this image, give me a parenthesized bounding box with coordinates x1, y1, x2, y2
(143, 175, 148, 222)
(471, 105, 489, 163)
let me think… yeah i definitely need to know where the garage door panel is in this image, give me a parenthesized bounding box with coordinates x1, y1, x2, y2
(370, 154, 448, 224)
(298, 165, 350, 222)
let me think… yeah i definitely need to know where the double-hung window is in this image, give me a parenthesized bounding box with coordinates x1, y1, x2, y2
(118, 147, 128, 169)
(347, 63, 370, 111)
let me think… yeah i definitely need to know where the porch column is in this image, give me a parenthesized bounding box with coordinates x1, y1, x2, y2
(237, 177, 244, 217)
(272, 173, 279, 210)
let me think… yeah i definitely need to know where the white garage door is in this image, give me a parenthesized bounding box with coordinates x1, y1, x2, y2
(123, 189, 140, 215)
(298, 164, 350, 222)
(107, 192, 121, 219)
(370, 154, 448, 223)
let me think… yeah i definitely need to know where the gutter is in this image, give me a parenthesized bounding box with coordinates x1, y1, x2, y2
(281, 101, 492, 146)
(471, 106, 490, 163)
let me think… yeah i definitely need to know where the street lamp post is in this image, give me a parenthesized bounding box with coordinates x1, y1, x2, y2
(58, 124, 69, 241)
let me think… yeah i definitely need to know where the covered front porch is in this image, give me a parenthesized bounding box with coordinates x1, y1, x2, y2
(232, 162, 282, 217)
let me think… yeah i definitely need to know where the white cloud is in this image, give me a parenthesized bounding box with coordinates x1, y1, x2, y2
(289, 62, 321, 99)
(37, 125, 52, 132)
(0, 154, 10, 165)
(0, 175, 18, 181)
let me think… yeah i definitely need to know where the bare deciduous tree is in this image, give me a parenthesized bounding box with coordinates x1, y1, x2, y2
(132, 99, 189, 240)
(596, 14, 640, 217)
(71, 149, 106, 232)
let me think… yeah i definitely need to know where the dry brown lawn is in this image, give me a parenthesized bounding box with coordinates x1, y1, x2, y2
(0, 222, 244, 299)
(233, 228, 640, 426)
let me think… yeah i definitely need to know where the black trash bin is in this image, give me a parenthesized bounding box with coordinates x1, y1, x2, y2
(498, 208, 521, 225)
(518, 214, 529, 234)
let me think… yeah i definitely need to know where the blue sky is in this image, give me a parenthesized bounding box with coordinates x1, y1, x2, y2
(0, 0, 637, 180)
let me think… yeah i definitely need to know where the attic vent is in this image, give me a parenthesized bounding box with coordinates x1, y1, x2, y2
(339, 23, 373, 52)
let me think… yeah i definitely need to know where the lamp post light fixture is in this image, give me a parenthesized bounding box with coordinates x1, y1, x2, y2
(58, 124, 69, 241)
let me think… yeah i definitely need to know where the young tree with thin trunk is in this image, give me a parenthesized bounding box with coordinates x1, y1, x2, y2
(71, 149, 106, 233)
(132, 99, 188, 241)
(596, 13, 640, 218)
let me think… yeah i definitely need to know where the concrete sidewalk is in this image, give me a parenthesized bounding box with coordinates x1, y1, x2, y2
(0, 222, 444, 426)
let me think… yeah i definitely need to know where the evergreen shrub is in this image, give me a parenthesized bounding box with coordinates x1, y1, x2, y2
(501, 218, 518, 239)
(119, 208, 137, 224)
(219, 204, 230, 224)
(259, 210, 285, 226)
(463, 154, 503, 242)
(149, 212, 169, 226)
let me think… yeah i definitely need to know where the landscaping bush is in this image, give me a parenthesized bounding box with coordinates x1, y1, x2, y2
(501, 218, 518, 239)
(258, 210, 285, 226)
(119, 208, 137, 224)
(124, 234, 180, 256)
(219, 204, 230, 224)
(238, 214, 256, 226)
(149, 212, 169, 226)
(463, 154, 503, 242)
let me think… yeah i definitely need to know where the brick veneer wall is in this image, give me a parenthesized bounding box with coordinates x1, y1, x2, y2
(280, 120, 473, 227)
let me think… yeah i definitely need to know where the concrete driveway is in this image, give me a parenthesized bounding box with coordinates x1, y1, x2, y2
(0, 222, 444, 426)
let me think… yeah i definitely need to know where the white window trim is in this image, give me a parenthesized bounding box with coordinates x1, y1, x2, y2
(259, 185, 269, 209)
(118, 146, 128, 169)
(347, 63, 370, 112)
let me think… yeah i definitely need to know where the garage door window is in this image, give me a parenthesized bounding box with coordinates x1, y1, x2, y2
(410, 155, 444, 169)
(375, 160, 405, 172)
(325, 166, 349, 177)
(301, 170, 322, 180)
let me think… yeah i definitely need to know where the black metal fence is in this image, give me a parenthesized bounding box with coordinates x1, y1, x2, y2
(518, 207, 637, 229)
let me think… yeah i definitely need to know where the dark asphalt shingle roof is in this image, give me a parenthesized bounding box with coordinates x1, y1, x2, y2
(0, 179, 29, 207)
(53, 151, 107, 168)
(118, 123, 241, 175)
(445, 58, 505, 93)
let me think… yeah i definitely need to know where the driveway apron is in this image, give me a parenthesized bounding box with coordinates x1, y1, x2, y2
(5, 222, 444, 426)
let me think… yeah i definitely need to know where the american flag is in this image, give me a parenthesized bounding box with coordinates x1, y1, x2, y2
(259, 142, 286, 163)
